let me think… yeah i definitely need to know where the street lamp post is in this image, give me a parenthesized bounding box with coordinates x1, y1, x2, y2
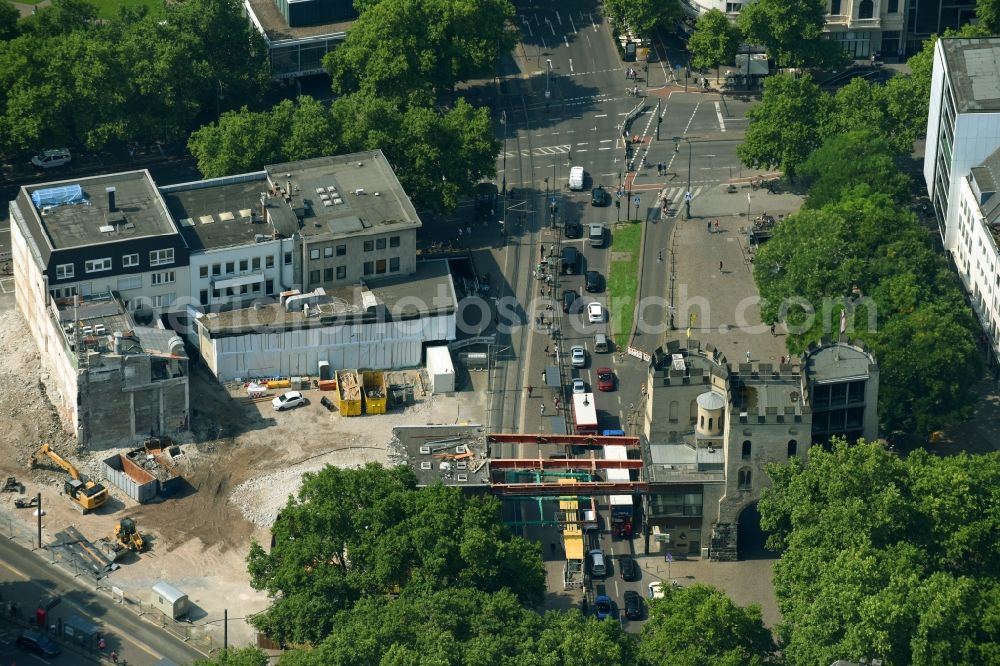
(674, 137, 694, 218)
(546, 59, 552, 99)
(501, 110, 508, 234)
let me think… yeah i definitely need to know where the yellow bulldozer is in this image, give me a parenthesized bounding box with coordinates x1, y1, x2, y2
(112, 517, 145, 553)
(29, 443, 108, 513)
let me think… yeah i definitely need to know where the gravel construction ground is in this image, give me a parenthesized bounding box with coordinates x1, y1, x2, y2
(0, 306, 489, 648)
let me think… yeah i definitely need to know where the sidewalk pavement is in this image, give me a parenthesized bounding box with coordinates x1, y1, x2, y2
(668, 185, 806, 363)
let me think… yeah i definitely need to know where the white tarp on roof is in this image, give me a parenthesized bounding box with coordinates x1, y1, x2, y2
(31, 184, 86, 209)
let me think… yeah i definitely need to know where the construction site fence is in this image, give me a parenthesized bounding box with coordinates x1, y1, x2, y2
(94, 578, 217, 655)
(4, 514, 40, 550)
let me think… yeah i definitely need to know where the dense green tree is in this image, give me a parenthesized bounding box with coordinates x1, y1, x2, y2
(332, 92, 499, 212)
(193, 647, 269, 666)
(639, 584, 777, 666)
(737, 73, 830, 178)
(977, 0, 1000, 34)
(754, 185, 980, 432)
(279, 589, 637, 666)
(687, 9, 742, 82)
(604, 0, 682, 37)
(871, 299, 981, 436)
(738, 0, 848, 68)
(246, 464, 544, 647)
(188, 101, 297, 178)
(759, 441, 1000, 665)
(325, 0, 516, 103)
(798, 130, 911, 209)
(21, 0, 97, 37)
(0, 1, 19, 41)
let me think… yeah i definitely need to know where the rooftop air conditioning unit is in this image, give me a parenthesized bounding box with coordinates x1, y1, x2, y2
(354, 188, 366, 195)
(456, 474, 468, 482)
(419, 445, 431, 454)
(420, 462, 432, 470)
(455, 445, 468, 454)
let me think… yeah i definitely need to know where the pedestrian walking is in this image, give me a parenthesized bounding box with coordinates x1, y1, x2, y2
(770, 323, 776, 336)
(719, 260, 724, 272)
(707, 220, 712, 234)
(540, 245, 545, 260)
(540, 403, 546, 416)
(544, 345, 550, 354)
(527, 385, 533, 398)
(714, 219, 720, 233)
(98, 637, 106, 651)
(745, 350, 751, 363)
(111, 652, 119, 664)
(780, 355, 786, 365)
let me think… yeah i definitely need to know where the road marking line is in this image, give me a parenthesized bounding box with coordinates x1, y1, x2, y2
(548, 19, 555, 36)
(0, 559, 29, 580)
(618, 112, 629, 116)
(599, 139, 613, 143)
(577, 142, 589, 146)
(570, 16, 577, 33)
(521, 17, 533, 37)
(556, 10, 562, 24)
(599, 147, 612, 151)
(601, 172, 616, 177)
(564, 35, 569, 47)
(715, 102, 726, 132)
(577, 149, 588, 152)
(594, 113, 607, 118)
(569, 58, 574, 73)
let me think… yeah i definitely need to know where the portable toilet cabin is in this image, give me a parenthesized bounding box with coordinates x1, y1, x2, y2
(151, 581, 189, 620)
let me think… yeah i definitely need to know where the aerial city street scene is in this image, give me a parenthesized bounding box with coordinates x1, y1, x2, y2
(1, 0, 1000, 663)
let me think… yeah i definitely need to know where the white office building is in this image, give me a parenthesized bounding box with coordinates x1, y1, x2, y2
(924, 38, 1000, 248)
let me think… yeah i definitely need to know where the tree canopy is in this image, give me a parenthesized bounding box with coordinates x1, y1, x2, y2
(0, 0, 268, 155)
(246, 464, 545, 647)
(278, 589, 638, 666)
(737, 73, 830, 178)
(194, 647, 270, 666)
(759, 440, 1000, 665)
(753, 181, 980, 433)
(0, 1, 19, 41)
(324, 0, 516, 104)
(687, 9, 742, 79)
(604, 0, 682, 38)
(738, 0, 848, 69)
(798, 129, 911, 209)
(639, 584, 778, 666)
(189, 94, 499, 213)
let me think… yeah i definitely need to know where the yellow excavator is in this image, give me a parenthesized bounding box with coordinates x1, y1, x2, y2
(112, 517, 144, 553)
(29, 443, 108, 513)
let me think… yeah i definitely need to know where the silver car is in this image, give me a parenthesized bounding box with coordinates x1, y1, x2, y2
(571, 345, 586, 368)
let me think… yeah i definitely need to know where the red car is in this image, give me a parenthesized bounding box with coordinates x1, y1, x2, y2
(597, 367, 615, 391)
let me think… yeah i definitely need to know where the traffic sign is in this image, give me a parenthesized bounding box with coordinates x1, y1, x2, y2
(666, 552, 673, 562)
(633, 196, 641, 206)
(684, 191, 692, 201)
(616, 188, 623, 198)
(550, 197, 557, 205)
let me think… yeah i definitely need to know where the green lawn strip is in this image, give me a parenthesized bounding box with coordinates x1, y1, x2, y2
(89, 0, 162, 19)
(607, 220, 643, 349)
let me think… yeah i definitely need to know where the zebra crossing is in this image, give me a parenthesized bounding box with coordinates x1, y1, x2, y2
(659, 185, 705, 205)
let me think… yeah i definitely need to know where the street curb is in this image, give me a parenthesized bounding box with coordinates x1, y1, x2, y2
(629, 215, 649, 350)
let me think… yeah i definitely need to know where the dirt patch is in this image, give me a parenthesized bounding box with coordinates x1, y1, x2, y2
(0, 305, 489, 646)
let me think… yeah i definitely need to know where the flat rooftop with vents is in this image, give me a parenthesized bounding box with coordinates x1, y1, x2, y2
(13, 170, 177, 259)
(159, 174, 273, 252)
(264, 151, 421, 239)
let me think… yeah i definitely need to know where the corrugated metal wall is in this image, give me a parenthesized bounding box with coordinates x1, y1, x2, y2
(210, 313, 455, 381)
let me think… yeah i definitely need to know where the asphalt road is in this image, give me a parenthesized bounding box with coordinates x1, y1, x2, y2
(0, 536, 207, 665)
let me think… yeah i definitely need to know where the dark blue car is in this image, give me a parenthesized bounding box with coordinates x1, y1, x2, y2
(595, 595, 613, 620)
(17, 629, 61, 658)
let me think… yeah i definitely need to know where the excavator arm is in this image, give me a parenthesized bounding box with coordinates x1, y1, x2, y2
(30, 443, 81, 480)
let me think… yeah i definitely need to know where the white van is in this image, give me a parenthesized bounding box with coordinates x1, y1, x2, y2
(569, 166, 585, 191)
(589, 549, 607, 577)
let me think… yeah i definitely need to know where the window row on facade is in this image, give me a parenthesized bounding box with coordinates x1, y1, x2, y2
(55, 248, 175, 279)
(308, 235, 401, 260)
(198, 254, 276, 279)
